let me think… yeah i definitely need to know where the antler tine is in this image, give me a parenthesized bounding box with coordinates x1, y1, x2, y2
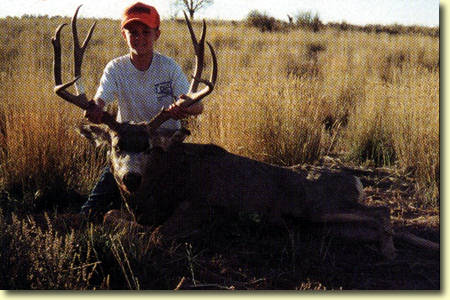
(52, 21, 89, 109)
(52, 23, 67, 86)
(183, 11, 198, 45)
(208, 42, 218, 85)
(183, 12, 206, 93)
(72, 5, 97, 78)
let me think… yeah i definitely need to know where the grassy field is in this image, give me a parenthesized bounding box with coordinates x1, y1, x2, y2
(0, 15, 439, 289)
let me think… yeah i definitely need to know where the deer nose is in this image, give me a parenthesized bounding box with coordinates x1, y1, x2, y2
(122, 172, 142, 192)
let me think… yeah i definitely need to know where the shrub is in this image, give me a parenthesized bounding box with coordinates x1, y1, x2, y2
(245, 10, 283, 32)
(295, 11, 322, 32)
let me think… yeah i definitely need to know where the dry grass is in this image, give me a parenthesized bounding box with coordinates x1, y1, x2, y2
(0, 15, 440, 289)
(0, 212, 101, 289)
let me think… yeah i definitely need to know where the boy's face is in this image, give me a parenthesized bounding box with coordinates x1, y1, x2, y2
(122, 22, 160, 57)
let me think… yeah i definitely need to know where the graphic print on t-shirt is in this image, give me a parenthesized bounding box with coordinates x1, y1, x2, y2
(154, 81, 173, 102)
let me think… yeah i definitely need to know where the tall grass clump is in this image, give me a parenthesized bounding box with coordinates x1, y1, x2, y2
(0, 212, 100, 289)
(0, 210, 171, 289)
(192, 71, 324, 166)
(341, 35, 439, 205)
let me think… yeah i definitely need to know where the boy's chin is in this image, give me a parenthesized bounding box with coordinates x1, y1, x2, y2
(132, 48, 152, 56)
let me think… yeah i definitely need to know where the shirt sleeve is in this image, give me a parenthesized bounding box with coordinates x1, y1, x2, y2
(171, 62, 190, 99)
(94, 60, 117, 105)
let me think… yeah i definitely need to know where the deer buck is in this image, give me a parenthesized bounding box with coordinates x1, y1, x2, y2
(52, 6, 438, 260)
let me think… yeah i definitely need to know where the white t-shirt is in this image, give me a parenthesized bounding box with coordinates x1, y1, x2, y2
(95, 52, 190, 129)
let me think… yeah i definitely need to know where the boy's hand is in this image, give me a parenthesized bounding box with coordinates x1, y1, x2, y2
(167, 95, 203, 120)
(167, 98, 190, 120)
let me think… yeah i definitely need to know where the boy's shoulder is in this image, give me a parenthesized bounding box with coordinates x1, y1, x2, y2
(154, 52, 179, 68)
(107, 54, 130, 68)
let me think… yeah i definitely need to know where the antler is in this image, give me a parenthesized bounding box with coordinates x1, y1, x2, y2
(183, 11, 218, 100)
(146, 12, 218, 132)
(51, 5, 118, 129)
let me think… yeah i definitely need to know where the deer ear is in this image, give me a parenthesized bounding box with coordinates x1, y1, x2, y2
(151, 128, 190, 151)
(77, 124, 111, 147)
(169, 128, 190, 145)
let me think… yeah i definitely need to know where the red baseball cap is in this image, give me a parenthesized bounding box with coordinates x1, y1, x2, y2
(121, 2, 160, 29)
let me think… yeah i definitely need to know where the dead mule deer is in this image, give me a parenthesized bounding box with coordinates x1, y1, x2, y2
(52, 6, 438, 260)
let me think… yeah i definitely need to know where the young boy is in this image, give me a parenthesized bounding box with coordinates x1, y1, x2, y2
(81, 2, 203, 219)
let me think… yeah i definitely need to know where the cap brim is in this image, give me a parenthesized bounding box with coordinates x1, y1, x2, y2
(121, 18, 158, 29)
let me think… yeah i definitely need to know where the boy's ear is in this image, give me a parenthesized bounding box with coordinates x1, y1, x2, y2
(121, 29, 127, 41)
(77, 124, 111, 147)
(154, 29, 161, 41)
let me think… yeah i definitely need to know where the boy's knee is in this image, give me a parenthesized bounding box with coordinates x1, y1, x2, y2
(80, 206, 102, 223)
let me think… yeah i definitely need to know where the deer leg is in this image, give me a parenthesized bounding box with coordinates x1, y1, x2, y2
(151, 201, 210, 247)
(310, 207, 396, 260)
(103, 209, 150, 233)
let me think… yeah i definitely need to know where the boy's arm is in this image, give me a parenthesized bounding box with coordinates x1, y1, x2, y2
(168, 61, 204, 120)
(85, 60, 118, 123)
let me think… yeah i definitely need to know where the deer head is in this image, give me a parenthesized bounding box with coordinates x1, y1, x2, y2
(52, 5, 217, 194)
